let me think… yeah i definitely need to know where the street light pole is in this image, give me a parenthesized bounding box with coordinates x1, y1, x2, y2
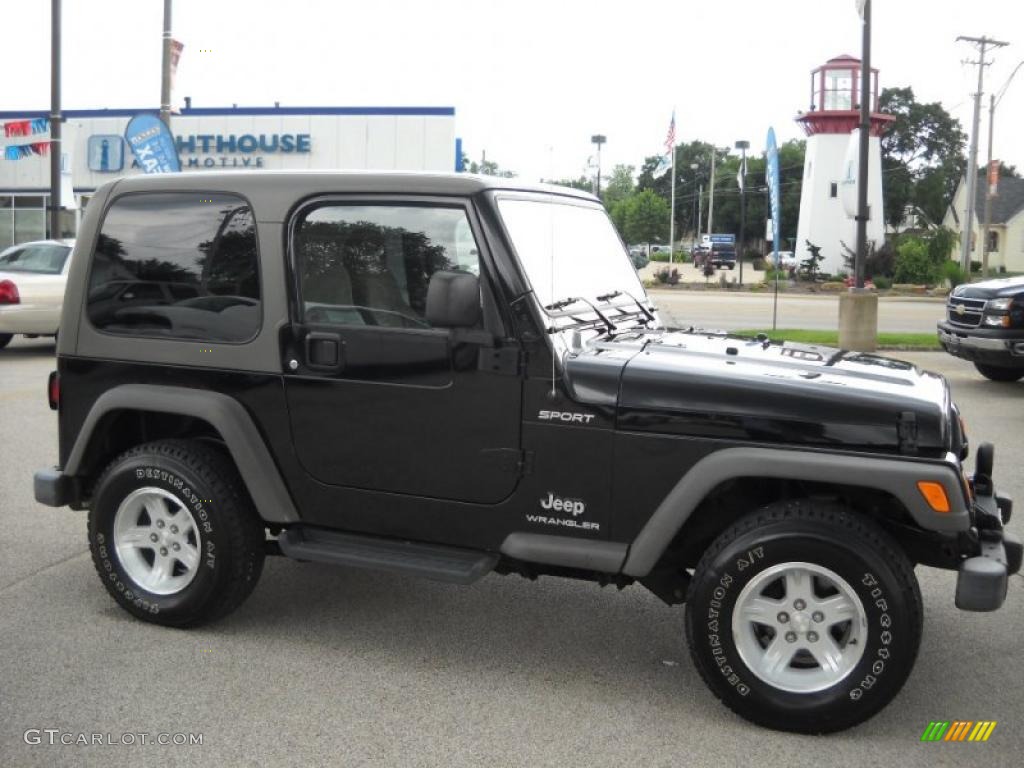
(590, 134, 606, 198)
(854, 0, 872, 289)
(735, 140, 749, 286)
(689, 163, 699, 243)
(160, 0, 173, 127)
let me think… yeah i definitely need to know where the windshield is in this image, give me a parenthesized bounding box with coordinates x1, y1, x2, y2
(0, 243, 70, 274)
(497, 197, 646, 316)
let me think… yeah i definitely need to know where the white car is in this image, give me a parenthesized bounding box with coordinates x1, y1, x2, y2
(768, 250, 797, 270)
(0, 239, 75, 348)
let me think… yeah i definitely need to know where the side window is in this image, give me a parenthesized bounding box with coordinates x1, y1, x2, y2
(293, 204, 480, 328)
(87, 192, 260, 342)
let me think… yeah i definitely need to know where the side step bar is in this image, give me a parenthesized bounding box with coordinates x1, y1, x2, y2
(278, 526, 498, 585)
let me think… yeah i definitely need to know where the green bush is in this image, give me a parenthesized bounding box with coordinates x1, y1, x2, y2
(873, 275, 892, 290)
(926, 227, 958, 264)
(650, 251, 671, 262)
(751, 257, 767, 271)
(941, 260, 967, 288)
(893, 238, 937, 285)
(970, 260, 982, 273)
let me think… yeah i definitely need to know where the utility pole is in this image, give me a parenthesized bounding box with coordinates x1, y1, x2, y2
(590, 134, 606, 198)
(981, 59, 1023, 277)
(706, 151, 717, 237)
(49, 0, 61, 240)
(735, 140, 749, 286)
(854, 0, 872, 289)
(689, 162, 699, 243)
(956, 35, 1009, 273)
(696, 183, 703, 242)
(160, 0, 173, 127)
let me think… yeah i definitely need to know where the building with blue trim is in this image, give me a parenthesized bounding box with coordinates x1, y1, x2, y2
(0, 105, 457, 247)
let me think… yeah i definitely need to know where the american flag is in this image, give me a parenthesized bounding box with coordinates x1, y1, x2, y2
(664, 111, 676, 156)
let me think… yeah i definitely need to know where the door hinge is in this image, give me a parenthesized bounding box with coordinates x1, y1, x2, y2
(478, 346, 521, 376)
(897, 411, 918, 454)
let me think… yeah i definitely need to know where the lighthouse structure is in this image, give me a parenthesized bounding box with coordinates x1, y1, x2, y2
(794, 55, 893, 276)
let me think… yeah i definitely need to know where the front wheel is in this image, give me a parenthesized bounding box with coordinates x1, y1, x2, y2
(974, 362, 1024, 382)
(684, 500, 922, 733)
(88, 439, 265, 627)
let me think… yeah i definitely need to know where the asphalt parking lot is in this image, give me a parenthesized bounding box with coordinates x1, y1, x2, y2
(1, 335, 1021, 767)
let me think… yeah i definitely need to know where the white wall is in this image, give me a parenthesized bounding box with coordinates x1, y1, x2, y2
(795, 132, 884, 276)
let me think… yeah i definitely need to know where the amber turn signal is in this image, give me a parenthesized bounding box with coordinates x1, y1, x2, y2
(917, 481, 951, 513)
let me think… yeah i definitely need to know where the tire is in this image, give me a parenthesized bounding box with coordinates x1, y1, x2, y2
(684, 500, 922, 733)
(0, 333, 12, 349)
(973, 362, 1024, 382)
(88, 439, 265, 627)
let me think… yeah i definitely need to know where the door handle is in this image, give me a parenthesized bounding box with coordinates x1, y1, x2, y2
(304, 332, 344, 372)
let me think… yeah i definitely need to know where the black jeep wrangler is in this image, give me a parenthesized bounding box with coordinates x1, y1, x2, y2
(34, 172, 1019, 733)
(938, 275, 1024, 381)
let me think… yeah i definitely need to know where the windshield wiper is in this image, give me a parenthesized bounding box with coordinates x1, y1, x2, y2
(595, 289, 656, 325)
(543, 295, 616, 335)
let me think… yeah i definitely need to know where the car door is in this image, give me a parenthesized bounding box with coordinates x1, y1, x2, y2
(282, 197, 523, 504)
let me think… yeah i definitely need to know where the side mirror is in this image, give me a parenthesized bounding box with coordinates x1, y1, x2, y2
(426, 271, 480, 328)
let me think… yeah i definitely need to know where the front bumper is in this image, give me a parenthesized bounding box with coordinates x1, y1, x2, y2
(938, 322, 1024, 367)
(954, 449, 1021, 611)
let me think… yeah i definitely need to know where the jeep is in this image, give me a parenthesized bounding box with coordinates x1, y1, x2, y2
(34, 171, 1019, 733)
(938, 275, 1024, 381)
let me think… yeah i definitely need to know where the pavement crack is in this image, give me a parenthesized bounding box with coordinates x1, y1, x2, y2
(0, 548, 90, 596)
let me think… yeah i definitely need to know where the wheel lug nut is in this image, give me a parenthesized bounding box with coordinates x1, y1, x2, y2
(156, 520, 165, 529)
(777, 612, 789, 623)
(160, 547, 168, 556)
(150, 533, 159, 543)
(170, 525, 178, 534)
(808, 631, 819, 642)
(812, 611, 824, 623)
(793, 599, 806, 610)
(785, 631, 797, 643)
(172, 543, 180, 551)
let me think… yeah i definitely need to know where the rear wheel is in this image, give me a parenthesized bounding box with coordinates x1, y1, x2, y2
(973, 362, 1024, 382)
(0, 333, 12, 349)
(684, 500, 922, 733)
(88, 439, 265, 627)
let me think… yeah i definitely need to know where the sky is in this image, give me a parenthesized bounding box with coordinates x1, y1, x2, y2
(2, 0, 1023, 183)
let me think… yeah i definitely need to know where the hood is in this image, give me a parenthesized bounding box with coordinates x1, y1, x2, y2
(954, 275, 1024, 300)
(564, 329, 952, 455)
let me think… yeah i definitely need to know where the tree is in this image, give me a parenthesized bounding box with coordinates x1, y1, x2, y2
(544, 175, 591, 192)
(602, 164, 635, 208)
(879, 87, 966, 229)
(622, 189, 670, 244)
(462, 153, 516, 178)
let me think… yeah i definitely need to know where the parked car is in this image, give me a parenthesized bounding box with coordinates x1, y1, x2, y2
(768, 250, 797, 270)
(0, 239, 75, 348)
(708, 241, 737, 269)
(938, 275, 1024, 381)
(34, 171, 1018, 734)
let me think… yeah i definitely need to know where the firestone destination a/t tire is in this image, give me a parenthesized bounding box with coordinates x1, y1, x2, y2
(684, 500, 922, 733)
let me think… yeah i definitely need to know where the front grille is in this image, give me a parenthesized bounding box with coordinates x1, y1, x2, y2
(947, 296, 986, 328)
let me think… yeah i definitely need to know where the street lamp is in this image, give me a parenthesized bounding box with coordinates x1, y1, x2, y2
(591, 134, 606, 198)
(735, 140, 750, 286)
(690, 162, 700, 245)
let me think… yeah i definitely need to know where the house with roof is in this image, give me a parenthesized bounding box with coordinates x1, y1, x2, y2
(943, 175, 1024, 272)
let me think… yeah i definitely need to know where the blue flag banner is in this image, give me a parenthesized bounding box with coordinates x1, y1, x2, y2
(124, 113, 180, 174)
(765, 127, 781, 260)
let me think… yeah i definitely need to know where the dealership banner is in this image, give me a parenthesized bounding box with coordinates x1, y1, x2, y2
(765, 127, 781, 259)
(124, 114, 181, 173)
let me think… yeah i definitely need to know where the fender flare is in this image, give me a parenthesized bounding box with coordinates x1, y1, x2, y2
(621, 446, 969, 578)
(64, 384, 299, 524)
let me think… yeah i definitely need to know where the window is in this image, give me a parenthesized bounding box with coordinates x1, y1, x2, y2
(0, 242, 71, 274)
(830, 182, 838, 198)
(823, 68, 853, 110)
(87, 192, 260, 341)
(987, 231, 999, 253)
(293, 204, 479, 328)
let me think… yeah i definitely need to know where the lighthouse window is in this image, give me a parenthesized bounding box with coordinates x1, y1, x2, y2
(830, 182, 838, 198)
(824, 69, 853, 110)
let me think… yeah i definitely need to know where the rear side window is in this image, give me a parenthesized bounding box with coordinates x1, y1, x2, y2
(0, 243, 70, 274)
(87, 193, 260, 342)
